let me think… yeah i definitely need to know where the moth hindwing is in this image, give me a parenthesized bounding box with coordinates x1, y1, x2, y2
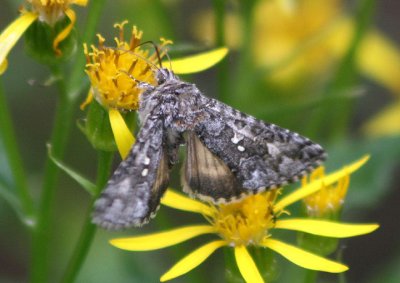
(93, 68, 326, 229)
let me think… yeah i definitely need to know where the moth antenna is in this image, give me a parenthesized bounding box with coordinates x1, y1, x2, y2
(118, 69, 155, 90)
(134, 41, 164, 68)
(132, 41, 173, 81)
(109, 45, 165, 84)
(163, 50, 172, 71)
(114, 46, 161, 74)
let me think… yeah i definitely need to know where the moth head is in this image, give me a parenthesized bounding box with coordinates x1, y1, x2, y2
(156, 68, 179, 85)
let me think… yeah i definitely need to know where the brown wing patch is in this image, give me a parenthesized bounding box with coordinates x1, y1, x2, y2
(148, 148, 170, 218)
(182, 132, 248, 203)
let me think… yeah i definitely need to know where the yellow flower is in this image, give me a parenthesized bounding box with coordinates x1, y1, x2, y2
(192, 0, 400, 93)
(83, 21, 228, 158)
(110, 156, 378, 282)
(363, 100, 400, 137)
(0, 0, 87, 73)
(83, 22, 170, 112)
(302, 166, 349, 218)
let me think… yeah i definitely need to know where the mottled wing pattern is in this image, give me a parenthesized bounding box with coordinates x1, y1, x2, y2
(193, 98, 326, 197)
(92, 117, 169, 229)
(182, 132, 246, 203)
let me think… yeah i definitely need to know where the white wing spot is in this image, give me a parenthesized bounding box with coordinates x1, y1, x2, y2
(141, 168, 149, 176)
(144, 157, 150, 165)
(267, 143, 280, 157)
(237, 145, 245, 152)
(231, 132, 244, 144)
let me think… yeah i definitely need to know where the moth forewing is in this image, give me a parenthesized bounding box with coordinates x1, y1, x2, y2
(92, 117, 169, 229)
(193, 97, 326, 190)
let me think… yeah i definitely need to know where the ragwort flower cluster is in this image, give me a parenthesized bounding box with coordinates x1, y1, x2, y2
(111, 156, 378, 282)
(0, 0, 87, 73)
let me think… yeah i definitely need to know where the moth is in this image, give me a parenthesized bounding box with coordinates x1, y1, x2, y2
(92, 67, 326, 229)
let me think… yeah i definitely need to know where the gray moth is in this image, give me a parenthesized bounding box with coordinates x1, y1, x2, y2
(92, 68, 326, 229)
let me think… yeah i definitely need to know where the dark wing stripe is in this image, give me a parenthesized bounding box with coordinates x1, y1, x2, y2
(148, 149, 170, 218)
(182, 132, 247, 203)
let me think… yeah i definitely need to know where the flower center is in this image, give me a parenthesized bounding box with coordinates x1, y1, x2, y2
(209, 190, 280, 246)
(28, 0, 70, 25)
(84, 21, 171, 110)
(302, 167, 350, 217)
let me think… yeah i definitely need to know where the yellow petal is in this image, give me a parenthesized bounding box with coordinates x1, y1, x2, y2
(357, 30, 400, 95)
(80, 88, 94, 110)
(275, 219, 379, 238)
(160, 240, 226, 282)
(108, 109, 135, 159)
(234, 246, 264, 283)
(72, 0, 88, 6)
(53, 8, 75, 56)
(328, 16, 400, 95)
(169, 47, 228, 74)
(0, 12, 38, 70)
(111, 225, 215, 251)
(279, 0, 297, 14)
(0, 58, 7, 75)
(327, 17, 354, 59)
(161, 189, 214, 217)
(262, 239, 348, 273)
(275, 155, 370, 211)
(363, 101, 400, 137)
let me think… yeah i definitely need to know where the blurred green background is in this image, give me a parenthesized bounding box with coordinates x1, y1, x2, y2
(1, 0, 400, 282)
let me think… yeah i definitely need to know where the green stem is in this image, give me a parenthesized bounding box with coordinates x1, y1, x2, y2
(61, 151, 113, 283)
(30, 1, 106, 281)
(68, 0, 107, 103)
(212, 0, 229, 102)
(337, 246, 346, 283)
(303, 269, 317, 283)
(224, 248, 242, 283)
(0, 80, 34, 226)
(311, 0, 375, 140)
(231, 0, 256, 106)
(31, 67, 74, 283)
(150, 0, 175, 38)
(331, 0, 376, 89)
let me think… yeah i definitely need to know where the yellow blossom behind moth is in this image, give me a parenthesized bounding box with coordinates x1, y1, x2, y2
(0, 0, 87, 72)
(302, 166, 350, 218)
(90, 41, 326, 229)
(83, 21, 172, 111)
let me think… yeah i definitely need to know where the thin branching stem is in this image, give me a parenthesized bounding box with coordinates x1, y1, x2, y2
(212, 0, 229, 102)
(0, 80, 34, 226)
(30, 65, 74, 283)
(61, 151, 113, 283)
(30, 0, 107, 281)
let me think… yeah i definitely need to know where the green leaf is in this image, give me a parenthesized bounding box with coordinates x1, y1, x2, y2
(0, 178, 35, 227)
(48, 144, 96, 196)
(79, 99, 117, 152)
(326, 135, 400, 210)
(0, 178, 21, 215)
(24, 17, 77, 66)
